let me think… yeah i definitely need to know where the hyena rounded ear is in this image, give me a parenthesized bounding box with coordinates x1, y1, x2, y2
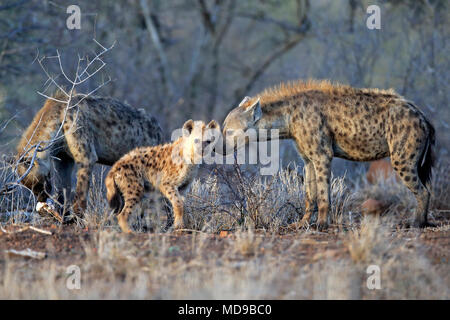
(206, 120, 219, 130)
(182, 119, 194, 136)
(245, 98, 262, 123)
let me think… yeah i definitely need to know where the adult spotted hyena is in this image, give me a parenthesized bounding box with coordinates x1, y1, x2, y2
(223, 80, 435, 230)
(105, 119, 220, 233)
(16, 91, 163, 216)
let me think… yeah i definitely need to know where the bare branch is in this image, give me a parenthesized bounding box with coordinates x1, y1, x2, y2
(1, 39, 115, 207)
(139, 0, 176, 97)
(231, 34, 305, 109)
(198, 0, 216, 34)
(237, 12, 310, 34)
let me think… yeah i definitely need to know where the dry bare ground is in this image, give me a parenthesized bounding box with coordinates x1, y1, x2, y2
(0, 157, 448, 300)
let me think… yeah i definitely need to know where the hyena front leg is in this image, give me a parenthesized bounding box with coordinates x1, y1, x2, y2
(51, 155, 74, 211)
(300, 161, 318, 227)
(160, 185, 184, 230)
(300, 130, 333, 231)
(64, 121, 97, 217)
(72, 162, 95, 215)
(313, 157, 332, 231)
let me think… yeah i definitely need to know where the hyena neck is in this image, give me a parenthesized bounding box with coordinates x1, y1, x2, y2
(257, 102, 291, 139)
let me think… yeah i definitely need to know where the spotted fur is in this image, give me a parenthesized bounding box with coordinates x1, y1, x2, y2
(105, 119, 220, 233)
(223, 79, 435, 230)
(16, 91, 163, 215)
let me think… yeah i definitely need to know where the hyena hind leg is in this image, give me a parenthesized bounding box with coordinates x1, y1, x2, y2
(117, 186, 145, 233)
(390, 156, 433, 228)
(312, 157, 332, 231)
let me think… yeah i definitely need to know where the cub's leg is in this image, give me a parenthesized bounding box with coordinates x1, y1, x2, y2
(159, 185, 184, 230)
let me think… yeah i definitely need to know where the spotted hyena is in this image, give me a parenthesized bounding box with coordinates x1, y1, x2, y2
(223, 80, 435, 230)
(105, 119, 220, 233)
(16, 91, 163, 216)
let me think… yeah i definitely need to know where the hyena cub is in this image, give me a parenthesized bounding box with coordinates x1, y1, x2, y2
(105, 119, 220, 233)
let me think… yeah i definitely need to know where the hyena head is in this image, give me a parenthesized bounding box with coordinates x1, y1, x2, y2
(177, 119, 220, 164)
(222, 96, 262, 151)
(16, 155, 51, 201)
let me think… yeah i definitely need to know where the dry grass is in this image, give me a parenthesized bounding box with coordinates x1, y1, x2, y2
(0, 157, 449, 299)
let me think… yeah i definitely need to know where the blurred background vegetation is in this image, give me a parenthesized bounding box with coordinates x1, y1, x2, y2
(0, 0, 448, 169)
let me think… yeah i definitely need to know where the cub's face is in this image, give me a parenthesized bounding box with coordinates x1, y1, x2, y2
(181, 119, 221, 164)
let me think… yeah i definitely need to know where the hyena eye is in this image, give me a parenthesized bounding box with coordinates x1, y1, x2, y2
(194, 138, 201, 144)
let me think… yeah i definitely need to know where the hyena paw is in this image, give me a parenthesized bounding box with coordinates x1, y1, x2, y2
(316, 220, 328, 232)
(72, 200, 86, 217)
(173, 220, 184, 231)
(120, 226, 133, 234)
(299, 217, 312, 229)
(117, 216, 132, 234)
(286, 221, 303, 231)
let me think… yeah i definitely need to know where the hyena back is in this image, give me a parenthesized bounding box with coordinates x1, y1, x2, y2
(223, 80, 435, 230)
(105, 119, 220, 233)
(16, 91, 163, 215)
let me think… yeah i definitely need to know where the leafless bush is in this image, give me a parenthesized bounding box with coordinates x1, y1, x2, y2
(0, 158, 36, 224)
(184, 163, 357, 233)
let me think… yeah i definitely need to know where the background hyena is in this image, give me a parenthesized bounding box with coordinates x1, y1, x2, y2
(223, 80, 435, 230)
(16, 91, 163, 216)
(105, 119, 220, 233)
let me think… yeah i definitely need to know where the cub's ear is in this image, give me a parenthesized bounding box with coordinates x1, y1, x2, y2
(182, 119, 194, 136)
(245, 98, 262, 123)
(206, 120, 219, 130)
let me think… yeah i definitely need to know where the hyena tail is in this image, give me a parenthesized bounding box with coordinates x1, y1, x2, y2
(418, 118, 436, 188)
(105, 172, 123, 214)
